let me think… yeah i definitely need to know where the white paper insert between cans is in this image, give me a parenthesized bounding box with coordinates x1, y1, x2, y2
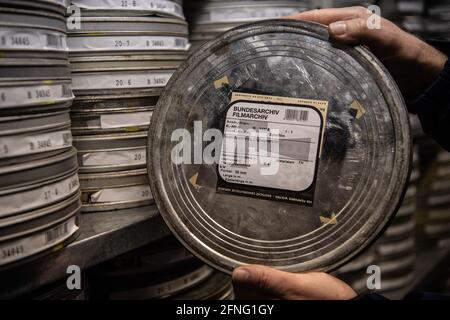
(0, 217, 78, 266)
(100, 111, 153, 129)
(71, 0, 184, 19)
(0, 130, 72, 159)
(90, 184, 152, 203)
(0, 174, 79, 218)
(81, 147, 146, 166)
(68, 36, 189, 52)
(71, 71, 173, 90)
(0, 27, 68, 51)
(0, 83, 73, 108)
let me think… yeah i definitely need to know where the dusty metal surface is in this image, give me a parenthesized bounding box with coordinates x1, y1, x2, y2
(148, 20, 412, 274)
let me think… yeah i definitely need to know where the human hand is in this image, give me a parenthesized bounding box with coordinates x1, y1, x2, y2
(287, 6, 447, 100)
(232, 265, 357, 300)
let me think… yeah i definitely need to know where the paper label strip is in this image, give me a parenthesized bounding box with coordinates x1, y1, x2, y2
(0, 83, 73, 108)
(0, 130, 72, 159)
(90, 184, 152, 203)
(72, 72, 173, 90)
(0, 217, 78, 266)
(209, 7, 301, 23)
(0, 174, 79, 218)
(0, 27, 68, 51)
(100, 111, 153, 129)
(68, 36, 189, 52)
(81, 147, 146, 166)
(71, 0, 184, 18)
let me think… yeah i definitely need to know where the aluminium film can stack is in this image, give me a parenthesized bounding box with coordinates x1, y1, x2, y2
(0, 0, 81, 271)
(67, 0, 189, 213)
(89, 237, 233, 300)
(416, 147, 450, 248)
(186, 0, 310, 52)
(336, 148, 420, 296)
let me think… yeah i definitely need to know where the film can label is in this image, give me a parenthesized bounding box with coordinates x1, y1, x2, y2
(217, 92, 328, 206)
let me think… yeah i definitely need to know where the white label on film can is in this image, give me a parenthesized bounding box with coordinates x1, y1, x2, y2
(68, 36, 189, 52)
(71, 0, 184, 18)
(209, 8, 300, 23)
(100, 111, 153, 129)
(0, 83, 73, 108)
(0, 130, 72, 159)
(71, 72, 173, 90)
(0, 217, 78, 266)
(90, 184, 152, 203)
(0, 174, 80, 218)
(0, 28, 68, 51)
(219, 101, 322, 191)
(81, 147, 146, 166)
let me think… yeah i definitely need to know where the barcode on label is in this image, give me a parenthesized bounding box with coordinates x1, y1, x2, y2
(45, 222, 69, 244)
(175, 38, 185, 47)
(62, 84, 72, 96)
(63, 132, 72, 146)
(285, 109, 309, 122)
(46, 34, 62, 47)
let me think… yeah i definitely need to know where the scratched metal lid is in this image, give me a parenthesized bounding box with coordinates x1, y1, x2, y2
(148, 20, 411, 274)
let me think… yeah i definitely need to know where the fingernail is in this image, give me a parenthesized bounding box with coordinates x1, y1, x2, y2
(233, 268, 250, 282)
(329, 22, 347, 35)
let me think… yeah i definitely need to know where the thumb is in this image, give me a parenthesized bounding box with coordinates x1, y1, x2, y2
(232, 265, 300, 300)
(328, 18, 377, 45)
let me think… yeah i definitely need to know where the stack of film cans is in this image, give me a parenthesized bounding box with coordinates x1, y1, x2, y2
(335, 248, 376, 295)
(402, 0, 450, 38)
(89, 237, 234, 300)
(336, 148, 420, 296)
(67, 0, 189, 213)
(0, 0, 81, 269)
(416, 147, 450, 248)
(186, 0, 310, 52)
(370, 147, 420, 295)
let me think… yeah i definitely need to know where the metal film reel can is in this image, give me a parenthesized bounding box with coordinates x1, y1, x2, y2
(148, 20, 412, 274)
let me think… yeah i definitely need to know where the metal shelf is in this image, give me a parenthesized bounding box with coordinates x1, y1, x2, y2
(0, 206, 170, 299)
